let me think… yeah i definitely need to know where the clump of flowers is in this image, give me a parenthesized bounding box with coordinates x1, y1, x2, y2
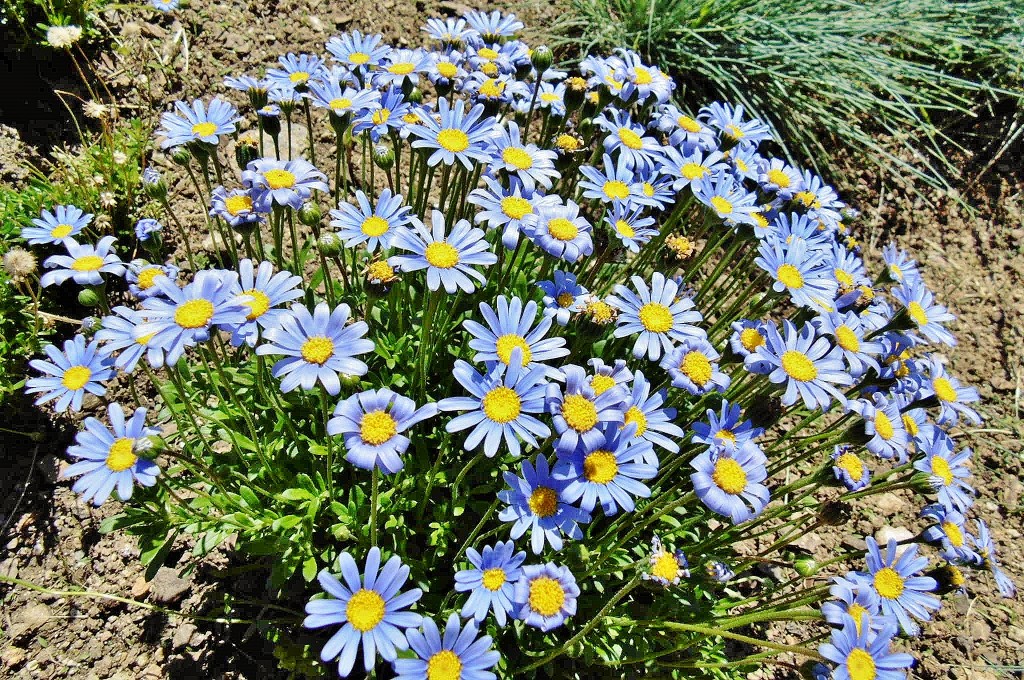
(16, 10, 1013, 678)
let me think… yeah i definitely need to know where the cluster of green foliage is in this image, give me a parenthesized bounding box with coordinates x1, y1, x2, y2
(561, 0, 1024, 188)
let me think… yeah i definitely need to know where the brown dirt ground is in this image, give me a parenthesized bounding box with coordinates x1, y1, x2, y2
(1, 1, 1021, 679)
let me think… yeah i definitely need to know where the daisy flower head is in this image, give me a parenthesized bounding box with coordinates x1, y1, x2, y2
(533, 81, 567, 117)
(607, 272, 705, 362)
(63, 402, 160, 506)
(422, 16, 473, 45)
(891, 280, 957, 347)
(266, 53, 328, 93)
(26, 335, 113, 412)
(849, 392, 909, 462)
(617, 49, 673, 105)
(832, 445, 870, 491)
(134, 270, 250, 365)
(243, 158, 329, 212)
(157, 98, 239, 149)
(596, 107, 664, 171)
(327, 389, 438, 474)
(22, 204, 92, 245)
(747, 320, 853, 411)
(631, 168, 676, 210)
(920, 504, 978, 566)
(656, 104, 718, 151)
(464, 9, 523, 42)
(881, 244, 921, 286)
(728, 145, 761, 181)
(497, 454, 591, 554)
(126, 259, 178, 300)
(353, 86, 412, 142)
(513, 562, 579, 632)
(330, 188, 412, 252)
(95, 306, 165, 373)
(619, 369, 685, 455)
(223, 75, 272, 108)
(971, 519, 1017, 598)
(426, 50, 468, 89)
(487, 121, 559, 191)
(578, 153, 643, 204)
(374, 48, 431, 89)
(454, 541, 527, 627)
(912, 427, 974, 512)
(863, 536, 940, 636)
(821, 574, 891, 635)
(693, 170, 761, 226)
(661, 336, 730, 395)
(920, 357, 981, 426)
(729, 319, 768, 359)
(388, 210, 497, 294)
(691, 400, 764, 454)
(605, 202, 658, 253)
(468, 176, 556, 250)
(255, 302, 373, 396)
(409, 97, 495, 169)
(644, 535, 689, 587)
(308, 80, 381, 120)
(226, 259, 303, 347)
(690, 441, 770, 524)
(523, 198, 594, 264)
(40, 236, 125, 288)
(755, 237, 837, 313)
(546, 364, 626, 456)
(699, 101, 772, 149)
(464, 72, 515, 105)
(537, 270, 589, 326)
(210, 186, 263, 230)
(464, 296, 569, 377)
(555, 423, 657, 515)
(815, 310, 883, 379)
(327, 30, 389, 73)
(393, 614, 500, 680)
(303, 547, 423, 678)
(134, 218, 163, 243)
(757, 158, 804, 200)
(817, 616, 914, 680)
(586, 358, 633, 397)
(772, 211, 833, 252)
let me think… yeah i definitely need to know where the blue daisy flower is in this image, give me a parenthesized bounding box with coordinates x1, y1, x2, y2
(134, 218, 163, 242)
(454, 541, 527, 628)
(693, 170, 760, 226)
(210, 186, 263, 231)
(586, 358, 633, 397)
(498, 454, 591, 554)
(40, 236, 125, 287)
(605, 202, 658, 253)
(126, 259, 178, 300)
(468, 176, 556, 250)
(426, 50, 468, 89)
(862, 537, 940, 636)
(536, 270, 589, 327)
(655, 104, 718, 151)
(463, 296, 569, 377)
(892, 280, 957, 347)
(223, 75, 272, 104)
(699, 101, 772, 149)
(135, 270, 250, 366)
(658, 145, 727, 192)
(971, 519, 1016, 598)
(308, 80, 381, 120)
(757, 158, 804, 199)
(95, 306, 166, 373)
(242, 158, 330, 212)
(821, 574, 892, 634)
(546, 364, 626, 457)
(373, 48, 431, 89)
(912, 427, 974, 512)
(643, 535, 690, 587)
(393, 614, 499, 680)
(409, 97, 495, 169)
(533, 81, 567, 117)
(691, 400, 764, 454)
(327, 30, 389, 71)
(225, 259, 303, 347)
(920, 504, 978, 565)
(728, 319, 768, 359)
(919, 358, 981, 426)
(422, 16, 473, 44)
(330, 189, 412, 252)
(607, 272, 704, 362)
(578, 153, 642, 204)
(464, 9, 522, 40)
(747, 320, 853, 411)
(157, 98, 239, 149)
(832, 446, 871, 491)
(487, 121, 558, 192)
(328, 389, 437, 474)
(555, 423, 657, 516)
(849, 392, 909, 462)
(881, 243, 922, 286)
(690, 441, 769, 524)
(617, 50, 673, 105)
(26, 335, 114, 413)
(22, 204, 92, 245)
(304, 547, 423, 678)
(255, 302, 373, 396)
(438, 353, 551, 458)
(596, 107, 664, 171)
(620, 369, 685, 456)
(512, 562, 579, 631)
(814, 310, 883, 378)
(755, 237, 837, 313)
(818, 616, 914, 680)
(354, 87, 412, 142)
(388, 210, 497, 294)
(523, 198, 594, 264)
(464, 73, 515, 105)
(661, 336, 730, 395)
(63, 402, 160, 506)
(630, 169, 676, 211)
(266, 53, 329, 92)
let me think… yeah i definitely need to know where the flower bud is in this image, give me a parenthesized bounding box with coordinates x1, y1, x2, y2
(407, 87, 424, 105)
(372, 144, 395, 170)
(298, 203, 322, 227)
(793, 557, 818, 577)
(170, 145, 192, 166)
(530, 45, 553, 74)
(317, 232, 342, 257)
(235, 137, 260, 171)
(77, 286, 103, 307)
(80, 316, 101, 333)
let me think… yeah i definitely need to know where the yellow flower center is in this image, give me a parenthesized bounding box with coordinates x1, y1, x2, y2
(300, 336, 334, 365)
(642, 182, 655, 197)
(366, 261, 396, 282)
(632, 66, 653, 85)
(677, 116, 700, 132)
(61, 365, 92, 390)
(346, 589, 386, 632)
(835, 269, 855, 289)
(174, 299, 215, 329)
(586, 300, 615, 324)
(874, 411, 895, 440)
(776, 263, 804, 289)
(328, 97, 353, 111)
(836, 452, 864, 481)
(712, 457, 747, 495)
(902, 414, 919, 437)
(680, 351, 713, 387)
(361, 216, 391, 237)
(795, 191, 821, 209)
(243, 288, 271, 320)
(191, 121, 218, 137)
(652, 552, 681, 582)
(932, 377, 957, 403)
(372, 109, 391, 125)
(481, 386, 522, 424)
(946, 564, 966, 586)
(225, 194, 253, 216)
(943, 520, 965, 547)
(540, 92, 561, 103)
(495, 334, 532, 365)
(528, 577, 565, 617)
(500, 196, 532, 220)
(716, 428, 736, 444)
(590, 374, 616, 395)
(638, 302, 673, 333)
(137, 332, 156, 346)
(846, 648, 877, 680)
(873, 567, 905, 599)
(106, 437, 137, 472)
(583, 449, 618, 484)
(50, 224, 73, 238)
(602, 180, 630, 201)
(528, 486, 558, 518)
(480, 62, 500, 77)
(556, 134, 581, 152)
(556, 292, 575, 308)
(780, 350, 818, 382)
(907, 301, 929, 327)
(547, 218, 579, 241)
(348, 51, 370, 65)
(481, 568, 506, 591)
(848, 602, 869, 635)
(478, 78, 505, 98)
(623, 406, 647, 437)
(561, 394, 598, 432)
(426, 650, 462, 680)
(264, 169, 296, 190)
(618, 128, 644, 150)
(725, 124, 744, 140)
(502, 146, 534, 170)
(388, 62, 415, 75)
(681, 163, 707, 180)
(615, 220, 635, 238)
(136, 267, 163, 290)
(931, 456, 954, 486)
(437, 128, 470, 153)
(740, 328, 765, 352)
(288, 71, 310, 84)
(360, 410, 398, 445)
(710, 196, 733, 216)
(835, 325, 860, 352)
(424, 242, 460, 269)
(71, 255, 104, 271)
(735, 158, 749, 173)
(766, 169, 790, 188)
(478, 47, 499, 59)
(437, 62, 458, 79)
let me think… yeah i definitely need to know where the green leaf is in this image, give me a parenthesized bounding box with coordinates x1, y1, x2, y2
(302, 555, 319, 582)
(272, 515, 302, 531)
(238, 486, 260, 508)
(280, 488, 314, 502)
(141, 530, 178, 581)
